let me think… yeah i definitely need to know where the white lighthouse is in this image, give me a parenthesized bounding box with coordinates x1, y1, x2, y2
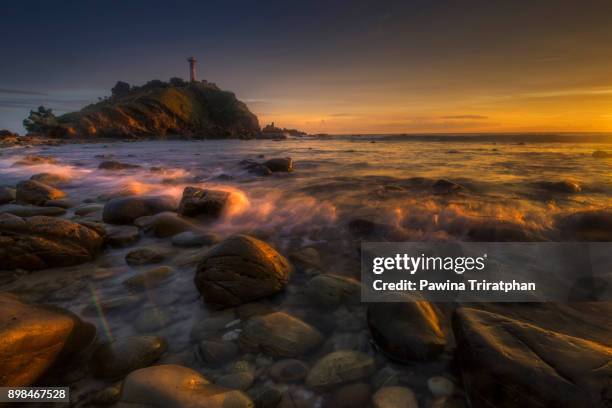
(187, 56, 197, 82)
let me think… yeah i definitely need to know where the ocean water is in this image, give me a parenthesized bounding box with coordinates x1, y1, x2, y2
(0, 134, 611, 405)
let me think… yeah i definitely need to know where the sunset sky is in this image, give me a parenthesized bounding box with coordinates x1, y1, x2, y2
(2, 0, 612, 134)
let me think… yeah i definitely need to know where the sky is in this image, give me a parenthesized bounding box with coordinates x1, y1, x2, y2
(1, 0, 612, 134)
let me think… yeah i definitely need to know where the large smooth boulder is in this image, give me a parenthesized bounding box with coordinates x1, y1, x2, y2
(178, 187, 230, 218)
(92, 336, 167, 380)
(239, 312, 323, 357)
(139, 211, 199, 237)
(16, 180, 65, 205)
(306, 351, 376, 390)
(453, 305, 612, 408)
(303, 274, 361, 308)
(0, 214, 104, 270)
(264, 157, 293, 172)
(195, 235, 292, 308)
(367, 301, 446, 362)
(0, 294, 96, 386)
(11, 155, 57, 166)
(102, 195, 177, 224)
(30, 172, 71, 186)
(119, 364, 254, 407)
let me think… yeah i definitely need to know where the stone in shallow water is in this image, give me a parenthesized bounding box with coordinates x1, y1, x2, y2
(239, 312, 323, 358)
(11, 155, 57, 166)
(123, 266, 175, 290)
(30, 172, 71, 186)
(190, 311, 237, 341)
(0, 204, 66, 217)
(139, 211, 199, 237)
(98, 160, 141, 170)
(305, 350, 376, 390)
(81, 295, 142, 317)
(197, 339, 239, 366)
(74, 203, 104, 216)
(195, 234, 292, 308)
(172, 230, 220, 247)
(247, 385, 282, 408)
(102, 195, 177, 225)
(268, 359, 309, 383)
(329, 382, 372, 408)
(303, 274, 361, 308)
(44, 198, 75, 208)
(134, 308, 172, 333)
(367, 301, 447, 362)
(289, 247, 321, 270)
(428, 376, 455, 398)
(557, 209, 612, 241)
(119, 364, 254, 407)
(16, 179, 66, 205)
(91, 336, 167, 380)
(372, 386, 418, 408)
(264, 157, 293, 172)
(216, 361, 255, 391)
(125, 247, 171, 266)
(178, 186, 231, 218)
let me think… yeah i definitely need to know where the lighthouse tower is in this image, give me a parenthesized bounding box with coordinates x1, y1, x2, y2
(187, 57, 197, 82)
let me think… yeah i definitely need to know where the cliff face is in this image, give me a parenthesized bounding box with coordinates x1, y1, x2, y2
(25, 81, 260, 139)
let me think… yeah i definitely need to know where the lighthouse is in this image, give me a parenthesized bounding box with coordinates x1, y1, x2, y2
(187, 56, 197, 82)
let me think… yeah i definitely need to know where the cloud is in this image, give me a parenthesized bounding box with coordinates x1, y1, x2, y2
(0, 88, 48, 96)
(440, 114, 488, 120)
(328, 113, 354, 117)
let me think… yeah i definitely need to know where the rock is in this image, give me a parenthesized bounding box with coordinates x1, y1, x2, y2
(557, 210, 612, 240)
(247, 385, 282, 408)
(241, 159, 273, 176)
(0, 187, 16, 204)
(92, 336, 167, 380)
(367, 301, 446, 362)
(264, 157, 293, 172)
(30, 172, 71, 186)
(453, 306, 612, 408)
(195, 235, 292, 308)
(106, 225, 140, 247)
(197, 339, 239, 366)
(536, 180, 581, 193)
(592, 150, 612, 158)
(172, 230, 220, 247)
(329, 383, 372, 408)
(90, 382, 122, 405)
(305, 350, 376, 390)
(44, 198, 75, 208)
(372, 386, 418, 408)
(268, 359, 309, 383)
(0, 204, 66, 217)
(289, 247, 321, 270)
(81, 295, 141, 317)
(190, 311, 237, 340)
(0, 294, 96, 386)
(119, 364, 254, 407)
(102, 195, 177, 225)
(216, 361, 255, 390)
(125, 247, 171, 266)
(16, 180, 66, 205)
(134, 308, 171, 333)
(303, 274, 361, 308)
(74, 203, 104, 216)
(372, 366, 400, 389)
(11, 155, 57, 166)
(98, 160, 141, 170)
(432, 179, 463, 194)
(428, 376, 454, 398)
(0, 215, 104, 270)
(239, 312, 323, 358)
(140, 211, 198, 237)
(123, 266, 175, 290)
(178, 187, 231, 218)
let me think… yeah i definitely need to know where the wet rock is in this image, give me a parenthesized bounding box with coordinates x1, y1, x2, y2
(557, 209, 612, 240)
(306, 350, 376, 390)
(239, 312, 323, 358)
(172, 230, 220, 247)
(119, 364, 254, 407)
(453, 306, 612, 408)
(428, 376, 454, 398)
(197, 339, 239, 366)
(81, 295, 141, 317)
(264, 157, 293, 172)
(536, 180, 581, 193)
(303, 274, 361, 308)
(592, 150, 612, 158)
(16, 179, 65, 205)
(0, 215, 104, 270)
(98, 160, 141, 170)
(90, 382, 122, 405)
(372, 366, 400, 389)
(216, 361, 255, 390)
(247, 385, 282, 408)
(372, 386, 418, 408)
(240, 159, 273, 176)
(74, 203, 104, 216)
(463, 219, 540, 242)
(92, 336, 167, 380)
(329, 383, 372, 408)
(134, 308, 171, 333)
(0, 187, 16, 204)
(123, 266, 175, 290)
(0, 204, 66, 217)
(44, 198, 75, 208)
(125, 247, 171, 266)
(432, 179, 463, 194)
(102, 195, 177, 224)
(12, 155, 57, 166)
(367, 301, 446, 362)
(139, 211, 198, 237)
(195, 235, 292, 308)
(190, 311, 237, 340)
(178, 186, 231, 218)
(289, 247, 321, 270)
(269, 359, 309, 383)
(347, 218, 407, 240)
(30, 172, 71, 186)
(0, 294, 96, 386)
(106, 225, 140, 247)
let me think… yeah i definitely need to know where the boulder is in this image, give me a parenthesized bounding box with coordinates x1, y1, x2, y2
(239, 312, 323, 357)
(11, 155, 57, 166)
(98, 160, 141, 170)
(453, 306, 612, 408)
(106, 225, 140, 247)
(0, 294, 95, 386)
(303, 274, 361, 308)
(44, 198, 75, 209)
(178, 187, 231, 218)
(123, 266, 175, 290)
(197, 339, 239, 366)
(592, 150, 612, 158)
(30, 172, 71, 186)
(0, 187, 15, 204)
(329, 383, 372, 408)
(118, 364, 254, 407)
(557, 210, 612, 241)
(372, 386, 418, 408)
(16, 180, 65, 205)
(367, 301, 446, 362)
(216, 361, 255, 391)
(0, 204, 66, 217)
(0, 215, 104, 270)
(536, 180, 581, 193)
(264, 157, 293, 172)
(125, 247, 171, 266)
(289, 247, 321, 270)
(305, 350, 376, 390)
(139, 211, 198, 237)
(74, 203, 104, 216)
(92, 336, 167, 380)
(195, 235, 292, 308)
(102, 195, 177, 224)
(172, 230, 220, 247)
(432, 179, 463, 194)
(268, 359, 309, 383)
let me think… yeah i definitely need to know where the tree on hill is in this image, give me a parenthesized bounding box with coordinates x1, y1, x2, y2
(111, 81, 131, 97)
(169, 77, 187, 87)
(23, 106, 57, 133)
